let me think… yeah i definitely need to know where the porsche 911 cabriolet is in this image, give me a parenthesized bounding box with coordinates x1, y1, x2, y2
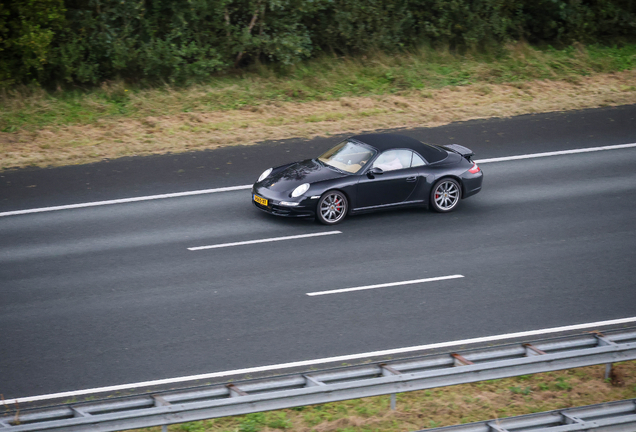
(252, 133, 483, 224)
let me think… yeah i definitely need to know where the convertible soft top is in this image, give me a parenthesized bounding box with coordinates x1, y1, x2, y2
(351, 133, 448, 163)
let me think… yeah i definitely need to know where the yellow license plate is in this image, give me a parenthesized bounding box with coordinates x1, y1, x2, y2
(253, 194, 268, 206)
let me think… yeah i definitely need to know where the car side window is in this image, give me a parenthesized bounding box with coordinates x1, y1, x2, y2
(372, 150, 413, 172)
(411, 152, 426, 167)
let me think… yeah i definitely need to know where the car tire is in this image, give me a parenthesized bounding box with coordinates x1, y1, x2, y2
(316, 190, 348, 225)
(430, 178, 461, 213)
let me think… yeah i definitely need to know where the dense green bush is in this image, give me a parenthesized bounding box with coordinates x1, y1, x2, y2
(0, 0, 66, 85)
(1, 0, 634, 87)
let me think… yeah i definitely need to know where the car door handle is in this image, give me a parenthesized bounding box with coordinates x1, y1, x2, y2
(406, 176, 417, 182)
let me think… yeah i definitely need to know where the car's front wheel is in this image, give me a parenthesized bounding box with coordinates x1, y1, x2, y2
(430, 178, 461, 212)
(316, 190, 348, 225)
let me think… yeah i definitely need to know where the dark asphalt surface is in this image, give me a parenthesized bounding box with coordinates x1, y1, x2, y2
(1, 105, 636, 400)
(2, 105, 636, 211)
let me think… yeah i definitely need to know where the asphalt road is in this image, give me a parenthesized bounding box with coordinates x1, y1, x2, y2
(1, 105, 636, 400)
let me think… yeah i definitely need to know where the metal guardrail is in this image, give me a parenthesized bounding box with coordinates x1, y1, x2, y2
(418, 398, 636, 432)
(2, 329, 636, 432)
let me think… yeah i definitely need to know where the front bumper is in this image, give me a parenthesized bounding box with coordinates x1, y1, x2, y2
(251, 186, 317, 218)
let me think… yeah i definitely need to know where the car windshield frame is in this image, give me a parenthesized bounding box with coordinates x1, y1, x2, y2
(318, 140, 377, 174)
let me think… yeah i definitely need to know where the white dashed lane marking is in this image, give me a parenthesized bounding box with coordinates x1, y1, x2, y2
(188, 231, 342, 251)
(306, 275, 465, 296)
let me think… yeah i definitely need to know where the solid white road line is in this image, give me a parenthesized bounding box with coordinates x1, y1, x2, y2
(475, 142, 636, 164)
(2, 142, 635, 218)
(188, 231, 342, 251)
(0, 185, 252, 217)
(306, 275, 464, 296)
(5, 316, 636, 405)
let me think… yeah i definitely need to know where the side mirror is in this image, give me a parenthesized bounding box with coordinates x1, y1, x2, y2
(367, 167, 384, 179)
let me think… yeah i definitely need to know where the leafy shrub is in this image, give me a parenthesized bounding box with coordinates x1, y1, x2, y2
(0, 0, 66, 86)
(1, 0, 635, 87)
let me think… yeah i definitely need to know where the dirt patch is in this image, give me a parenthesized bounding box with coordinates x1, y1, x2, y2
(1, 70, 635, 170)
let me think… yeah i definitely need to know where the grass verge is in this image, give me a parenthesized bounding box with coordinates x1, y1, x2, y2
(128, 362, 636, 432)
(1, 43, 635, 170)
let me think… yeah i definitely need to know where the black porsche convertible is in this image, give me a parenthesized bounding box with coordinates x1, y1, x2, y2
(252, 133, 483, 224)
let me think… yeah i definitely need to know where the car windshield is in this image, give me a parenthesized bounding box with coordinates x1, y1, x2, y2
(318, 141, 377, 174)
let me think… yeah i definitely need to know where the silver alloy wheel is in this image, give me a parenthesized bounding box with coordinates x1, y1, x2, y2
(318, 191, 347, 224)
(433, 180, 460, 211)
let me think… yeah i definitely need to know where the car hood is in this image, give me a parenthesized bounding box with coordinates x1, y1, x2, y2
(258, 159, 348, 193)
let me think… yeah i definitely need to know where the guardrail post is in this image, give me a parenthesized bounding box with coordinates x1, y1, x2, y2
(70, 407, 90, 418)
(304, 375, 325, 387)
(561, 412, 585, 424)
(451, 353, 473, 366)
(152, 395, 171, 407)
(486, 420, 508, 431)
(380, 363, 401, 411)
(153, 395, 171, 432)
(604, 363, 613, 380)
(523, 343, 546, 356)
(592, 332, 618, 380)
(227, 384, 248, 397)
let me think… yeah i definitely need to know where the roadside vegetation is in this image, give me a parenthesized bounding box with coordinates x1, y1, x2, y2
(3, 0, 635, 88)
(128, 362, 636, 432)
(2, 42, 636, 170)
(2, 0, 636, 170)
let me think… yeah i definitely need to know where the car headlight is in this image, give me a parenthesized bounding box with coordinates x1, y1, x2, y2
(291, 183, 310, 198)
(258, 168, 273, 182)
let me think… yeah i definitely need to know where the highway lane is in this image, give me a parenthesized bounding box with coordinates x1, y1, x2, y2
(1, 144, 635, 400)
(2, 104, 636, 212)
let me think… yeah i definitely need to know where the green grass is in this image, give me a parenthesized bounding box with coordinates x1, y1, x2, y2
(2, 43, 635, 133)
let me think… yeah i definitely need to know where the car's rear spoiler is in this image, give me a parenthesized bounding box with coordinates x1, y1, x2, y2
(442, 144, 475, 161)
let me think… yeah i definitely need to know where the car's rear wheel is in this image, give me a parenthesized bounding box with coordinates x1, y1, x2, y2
(430, 178, 461, 212)
(316, 191, 348, 225)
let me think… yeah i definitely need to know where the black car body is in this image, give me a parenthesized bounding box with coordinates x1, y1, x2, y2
(252, 133, 483, 224)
